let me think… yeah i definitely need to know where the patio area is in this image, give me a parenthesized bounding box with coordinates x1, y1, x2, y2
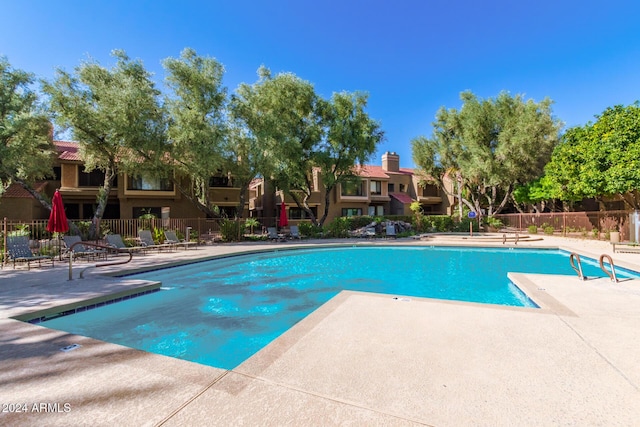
(1, 236, 639, 426)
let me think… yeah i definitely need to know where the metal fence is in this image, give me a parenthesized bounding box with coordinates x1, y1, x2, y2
(493, 210, 630, 240)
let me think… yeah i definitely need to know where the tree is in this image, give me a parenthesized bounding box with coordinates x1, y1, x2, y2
(412, 91, 561, 218)
(231, 67, 324, 223)
(0, 57, 54, 205)
(44, 50, 166, 238)
(233, 68, 383, 226)
(163, 48, 228, 218)
(543, 103, 640, 209)
(314, 91, 383, 225)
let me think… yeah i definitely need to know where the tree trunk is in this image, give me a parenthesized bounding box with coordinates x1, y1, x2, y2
(89, 166, 116, 239)
(173, 179, 220, 218)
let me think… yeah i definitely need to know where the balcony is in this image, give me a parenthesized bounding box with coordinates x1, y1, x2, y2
(418, 195, 442, 205)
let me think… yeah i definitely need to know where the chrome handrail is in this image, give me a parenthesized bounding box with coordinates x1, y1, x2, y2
(599, 254, 618, 283)
(68, 241, 133, 280)
(569, 252, 586, 281)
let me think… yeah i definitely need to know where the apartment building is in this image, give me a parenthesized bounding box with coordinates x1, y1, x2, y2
(249, 152, 454, 226)
(0, 141, 452, 224)
(0, 141, 249, 221)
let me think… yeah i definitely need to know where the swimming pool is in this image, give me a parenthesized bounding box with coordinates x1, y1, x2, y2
(41, 246, 640, 369)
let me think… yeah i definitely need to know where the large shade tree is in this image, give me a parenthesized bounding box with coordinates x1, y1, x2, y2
(412, 91, 561, 217)
(0, 57, 54, 206)
(163, 48, 228, 217)
(315, 91, 383, 225)
(44, 50, 166, 237)
(233, 68, 383, 226)
(231, 67, 324, 223)
(542, 103, 640, 209)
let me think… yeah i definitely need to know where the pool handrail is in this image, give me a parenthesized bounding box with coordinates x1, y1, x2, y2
(68, 241, 133, 280)
(569, 252, 586, 281)
(598, 254, 618, 283)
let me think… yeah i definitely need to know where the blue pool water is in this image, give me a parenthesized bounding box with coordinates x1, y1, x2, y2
(42, 246, 639, 369)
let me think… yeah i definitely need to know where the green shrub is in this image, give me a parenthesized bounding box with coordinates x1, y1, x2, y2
(484, 216, 503, 229)
(429, 215, 454, 232)
(453, 217, 477, 232)
(152, 227, 165, 243)
(220, 218, 242, 242)
(298, 222, 323, 238)
(244, 218, 260, 234)
(543, 226, 555, 235)
(325, 217, 350, 238)
(527, 225, 538, 234)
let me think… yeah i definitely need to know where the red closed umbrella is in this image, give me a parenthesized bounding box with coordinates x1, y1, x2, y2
(47, 190, 69, 233)
(279, 202, 289, 228)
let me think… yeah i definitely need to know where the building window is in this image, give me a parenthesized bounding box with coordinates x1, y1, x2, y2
(370, 180, 382, 195)
(399, 183, 406, 193)
(341, 180, 365, 196)
(341, 208, 362, 217)
(52, 166, 62, 181)
(209, 175, 231, 187)
(388, 183, 395, 193)
(79, 167, 107, 187)
(128, 175, 173, 191)
(289, 206, 318, 220)
(368, 205, 384, 216)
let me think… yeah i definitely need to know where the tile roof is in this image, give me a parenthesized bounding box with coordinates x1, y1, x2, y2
(54, 140, 82, 161)
(390, 192, 414, 204)
(354, 165, 390, 179)
(354, 165, 416, 179)
(3, 181, 48, 198)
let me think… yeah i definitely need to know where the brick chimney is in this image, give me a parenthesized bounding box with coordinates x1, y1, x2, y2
(382, 151, 399, 172)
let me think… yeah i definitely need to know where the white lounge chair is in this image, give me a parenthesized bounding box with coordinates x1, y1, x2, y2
(267, 227, 285, 241)
(63, 235, 107, 261)
(164, 230, 197, 250)
(105, 234, 146, 254)
(6, 235, 54, 269)
(138, 229, 173, 252)
(289, 225, 302, 239)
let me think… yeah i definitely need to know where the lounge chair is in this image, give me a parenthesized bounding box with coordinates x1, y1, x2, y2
(164, 230, 197, 250)
(385, 224, 397, 239)
(289, 225, 302, 239)
(364, 227, 376, 238)
(138, 229, 173, 252)
(105, 234, 146, 254)
(6, 235, 54, 269)
(63, 235, 107, 261)
(267, 227, 285, 242)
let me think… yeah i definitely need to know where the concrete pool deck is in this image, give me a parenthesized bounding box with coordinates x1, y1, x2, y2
(1, 236, 639, 426)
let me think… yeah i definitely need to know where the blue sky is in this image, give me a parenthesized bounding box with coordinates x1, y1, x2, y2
(2, 0, 640, 168)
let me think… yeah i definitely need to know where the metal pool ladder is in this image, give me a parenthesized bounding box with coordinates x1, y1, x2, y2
(569, 252, 586, 280)
(599, 254, 618, 283)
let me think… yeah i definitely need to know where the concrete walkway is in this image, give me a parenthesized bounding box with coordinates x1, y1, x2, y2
(1, 236, 639, 426)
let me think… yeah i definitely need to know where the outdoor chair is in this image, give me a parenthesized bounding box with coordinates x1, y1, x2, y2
(6, 235, 55, 269)
(164, 230, 197, 250)
(105, 234, 146, 254)
(267, 227, 286, 242)
(385, 224, 397, 239)
(138, 230, 173, 252)
(289, 225, 302, 239)
(63, 235, 107, 261)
